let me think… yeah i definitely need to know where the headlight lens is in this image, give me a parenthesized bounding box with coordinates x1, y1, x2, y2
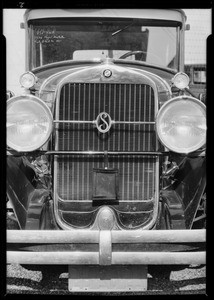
(172, 72, 190, 90)
(156, 96, 206, 154)
(7, 95, 53, 152)
(20, 72, 37, 88)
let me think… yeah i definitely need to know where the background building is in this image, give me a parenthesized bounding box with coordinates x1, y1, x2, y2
(183, 9, 211, 97)
(184, 9, 211, 65)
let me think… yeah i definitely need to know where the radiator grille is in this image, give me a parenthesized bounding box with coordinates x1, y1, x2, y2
(57, 83, 157, 152)
(57, 155, 156, 201)
(56, 83, 157, 202)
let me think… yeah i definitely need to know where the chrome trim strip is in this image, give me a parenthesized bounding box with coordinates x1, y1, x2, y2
(54, 120, 155, 125)
(58, 198, 154, 203)
(47, 151, 164, 156)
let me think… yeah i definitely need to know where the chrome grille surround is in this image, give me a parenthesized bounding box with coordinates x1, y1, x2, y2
(53, 63, 160, 230)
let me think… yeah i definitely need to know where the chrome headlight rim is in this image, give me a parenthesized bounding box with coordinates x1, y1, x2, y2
(171, 72, 190, 90)
(156, 95, 206, 154)
(19, 71, 37, 89)
(7, 94, 53, 152)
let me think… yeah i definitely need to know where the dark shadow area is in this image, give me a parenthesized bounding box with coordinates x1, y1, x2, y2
(7, 273, 206, 295)
(148, 276, 206, 290)
(7, 276, 68, 291)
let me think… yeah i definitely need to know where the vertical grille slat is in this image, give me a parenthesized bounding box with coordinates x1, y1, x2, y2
(56, 82, 157, 201)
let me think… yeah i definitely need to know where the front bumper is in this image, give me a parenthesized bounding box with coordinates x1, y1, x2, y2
(7, 229, 206, 266)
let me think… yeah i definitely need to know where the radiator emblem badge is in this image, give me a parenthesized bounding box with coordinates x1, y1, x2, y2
(95, 112, 112, 133)
(103, 69, 112, 78)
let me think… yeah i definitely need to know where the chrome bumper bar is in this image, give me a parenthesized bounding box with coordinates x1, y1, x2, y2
(7, 229, 206, 266)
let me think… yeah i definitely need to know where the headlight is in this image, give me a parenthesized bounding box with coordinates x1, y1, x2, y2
(172, 72, 190, 90)
(20, 72, 37, 88)
(156, 96, 206, 154)
(7, 95, 53, 152)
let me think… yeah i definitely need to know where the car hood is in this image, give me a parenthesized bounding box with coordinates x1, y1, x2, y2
(33, 59, 174, 111)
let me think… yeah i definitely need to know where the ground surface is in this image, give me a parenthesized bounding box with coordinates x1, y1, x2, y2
(5, 264, 206, 295)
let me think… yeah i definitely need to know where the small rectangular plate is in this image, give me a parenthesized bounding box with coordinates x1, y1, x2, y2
(92, 168, 119, 201)
(68, 265, 147, 292)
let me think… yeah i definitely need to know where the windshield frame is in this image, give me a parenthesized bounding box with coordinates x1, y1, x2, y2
(27, 18, 183, 71)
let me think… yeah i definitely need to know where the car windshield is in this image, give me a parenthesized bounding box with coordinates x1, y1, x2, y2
(29, 19, 179, 70)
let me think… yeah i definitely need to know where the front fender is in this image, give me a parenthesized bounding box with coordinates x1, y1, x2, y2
(7, 156, 50, 229)
(160, 190, 186, 229)
(161, 154, 206, 229)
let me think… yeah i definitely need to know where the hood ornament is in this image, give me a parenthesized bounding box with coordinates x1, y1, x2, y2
(95, 112, 112, 133)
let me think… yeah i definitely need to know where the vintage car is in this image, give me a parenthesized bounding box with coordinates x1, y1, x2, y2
(7, 9, 206, 292)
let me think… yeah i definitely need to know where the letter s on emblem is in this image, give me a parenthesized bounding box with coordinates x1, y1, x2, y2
(95, 112, 112, 133)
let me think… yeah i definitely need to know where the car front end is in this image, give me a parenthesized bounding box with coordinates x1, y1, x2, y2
(6, 9, 206, 292)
